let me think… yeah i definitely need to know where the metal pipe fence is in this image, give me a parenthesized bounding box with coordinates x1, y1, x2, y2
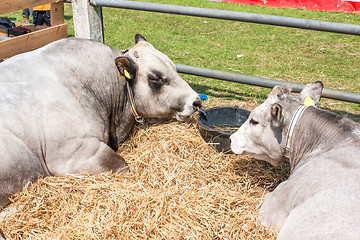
(89, 0, 360, 104)
(176, 64, 360, 104)
(90, 0, 360, 35)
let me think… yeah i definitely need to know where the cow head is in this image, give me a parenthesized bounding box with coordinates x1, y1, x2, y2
(115, 34, 201, 121)
(230, 81, 323, 166)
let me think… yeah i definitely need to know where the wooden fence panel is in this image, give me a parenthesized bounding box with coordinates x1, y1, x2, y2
(0, 0, 59, 15)
(0, 0, 67, 59)
(0, 24, 67, 59)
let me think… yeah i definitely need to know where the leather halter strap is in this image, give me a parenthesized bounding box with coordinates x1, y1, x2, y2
(119, 72, 144, 124)
(126, 81, 144, 124)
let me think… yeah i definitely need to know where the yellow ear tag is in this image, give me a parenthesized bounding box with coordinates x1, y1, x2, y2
(124, 69, 131, 79)
(304, 95, 315, 106)
(119, 73, 125, 79)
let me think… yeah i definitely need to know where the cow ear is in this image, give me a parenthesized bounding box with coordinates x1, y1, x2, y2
(268, 85, 291, 101)
(135, 34, 147, 44)
(115, 57, 137, 82)
(299, 81, 323, 106)
(271, 103, 284, 128)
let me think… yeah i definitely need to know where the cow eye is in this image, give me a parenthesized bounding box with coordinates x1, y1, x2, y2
(250, 118, 259, 125)
(148, 74, 166, 90)
(149, 74, 160, 81)
(149, 73, 168, 84)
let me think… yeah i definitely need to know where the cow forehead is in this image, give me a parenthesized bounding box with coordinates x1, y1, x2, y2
(258, 90, 303, 111)
(252, 100, 272, 116)
(130, 42, 176, 72)
(132, 42, 169, 61)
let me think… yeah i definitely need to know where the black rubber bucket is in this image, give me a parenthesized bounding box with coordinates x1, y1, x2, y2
(197, 106, 250, 154)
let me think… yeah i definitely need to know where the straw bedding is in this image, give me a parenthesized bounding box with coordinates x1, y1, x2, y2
(0, 114, 290, 239)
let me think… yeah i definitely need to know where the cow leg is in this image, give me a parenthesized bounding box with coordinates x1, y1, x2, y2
(259, 180, 290, 231)
(47, 140, 129, 175)
(0, 134, 48, 207)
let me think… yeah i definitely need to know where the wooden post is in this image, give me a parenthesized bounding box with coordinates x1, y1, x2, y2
(71, 0, 104, 42)
(51, 1, 65, 26)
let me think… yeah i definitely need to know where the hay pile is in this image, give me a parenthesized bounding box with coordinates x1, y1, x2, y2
(0, 116, 289, 239)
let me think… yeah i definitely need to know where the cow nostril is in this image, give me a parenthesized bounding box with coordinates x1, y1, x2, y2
(193, 99, 202, 109)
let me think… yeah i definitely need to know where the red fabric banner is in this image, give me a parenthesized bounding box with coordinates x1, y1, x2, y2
(222, 0, 360, 14)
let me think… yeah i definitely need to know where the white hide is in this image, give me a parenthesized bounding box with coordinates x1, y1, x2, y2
(0, 36, 201, 209)
(230, 82, 360, 239)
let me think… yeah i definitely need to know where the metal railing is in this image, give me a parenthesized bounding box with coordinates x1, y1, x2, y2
(88, 0, 360, 104)
(176, 65, 360, 104)
(90, 0, 360, 36)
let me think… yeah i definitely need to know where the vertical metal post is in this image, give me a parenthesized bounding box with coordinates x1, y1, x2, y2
(72, 0, 104, 42)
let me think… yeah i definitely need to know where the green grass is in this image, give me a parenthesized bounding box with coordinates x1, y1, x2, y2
(2, 1, 360, 119)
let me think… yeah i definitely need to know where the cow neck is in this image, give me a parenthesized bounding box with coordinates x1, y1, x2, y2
(284, 105, 308, 160)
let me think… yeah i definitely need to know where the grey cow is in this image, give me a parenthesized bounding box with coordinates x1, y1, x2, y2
(230, 82, 360, 240)
(0, 34, 201, 208)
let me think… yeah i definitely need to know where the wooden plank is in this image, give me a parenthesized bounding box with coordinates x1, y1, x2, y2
(0, 0, 61, 15)
(0, 24, 67, 59)
(51, 2, 65, 26)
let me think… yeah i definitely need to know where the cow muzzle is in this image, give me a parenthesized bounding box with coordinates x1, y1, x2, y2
(176, 97, 202, 121)
(229, 133, 245, 155)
